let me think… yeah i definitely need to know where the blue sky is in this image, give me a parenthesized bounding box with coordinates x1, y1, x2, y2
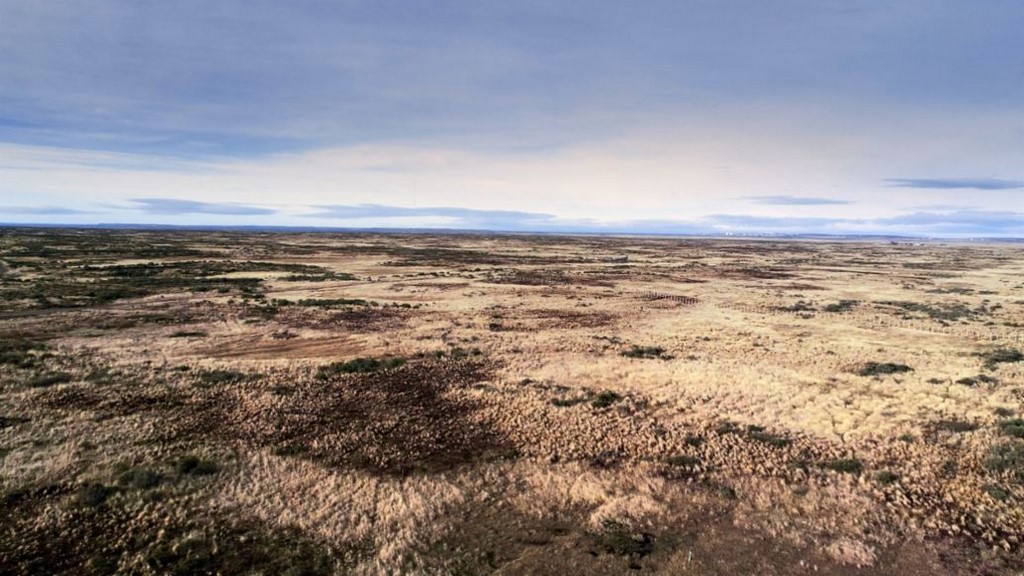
(2, 1, 1023, 236)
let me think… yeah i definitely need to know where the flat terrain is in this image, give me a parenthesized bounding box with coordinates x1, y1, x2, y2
(2, 228, 1023, 575)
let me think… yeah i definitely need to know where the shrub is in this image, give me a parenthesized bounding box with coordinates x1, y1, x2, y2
(196, 369, 246, 386)
(978, 348, 1024, 370)
(665, 455, 700, 467)
(28, 371, 73, 387)
(177, 455, 218, 476)
(591, 390, 623, 408)
(295, 298, 368, 307)
(984, 443, 1024, 480)
(875, 470, 900, 485)
(169, 330, 207, 338)
(998, 419, 1024, 439)
(315, 357, 405, 379)
(0, 338, 49, 368)
(273, 444, 310, 457)
(591, 519, 655, 558)
(934, 420, 978, 433)
(823, 458, 863, 475)
(715, 421, 741, 435)
(621, 345, 673, 360)
(983, 484, 1011, 501)
(857, 362, 913, 377)
(78, 482, 114, 507)
(551, 396, 587, 408)
(118, 468, 163, 490)
(747, 425, 791, 448)
(823, 300, 859, 313)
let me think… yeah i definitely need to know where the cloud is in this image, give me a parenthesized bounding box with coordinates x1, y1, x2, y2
(1, 206, 91, 215)
(886, 178, 1024, 190)
(130, 198, 276, 216)
(701, 210, 1024, 235)
(3, 2, 1023, 158)
(742, 195, 852, 206)
(308, 204, 557, 230)
(873, 210, 1024, 233)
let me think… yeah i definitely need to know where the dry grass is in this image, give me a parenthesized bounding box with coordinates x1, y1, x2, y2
(2, 230, 1024, 574)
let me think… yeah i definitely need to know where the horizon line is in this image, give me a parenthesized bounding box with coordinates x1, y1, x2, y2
(2, 222, 1022, 243)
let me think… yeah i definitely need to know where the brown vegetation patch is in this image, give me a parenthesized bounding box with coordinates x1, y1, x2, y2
(270, 305, 412, 332)
(147, 359, 513, 476)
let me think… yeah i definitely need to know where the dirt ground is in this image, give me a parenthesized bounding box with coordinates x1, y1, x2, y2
(1, 228, 1023, 574)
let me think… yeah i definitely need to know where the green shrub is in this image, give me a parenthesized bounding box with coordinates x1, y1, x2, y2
(118, 468, 163, 490)
(823, 458, 863, 475)
(984, 443, 1024, 480)
(857, 362, 913, 377)
(177, 455, 218, 476)
(591, 390, 623, 409)
(875, 470, 900, 485)
(934, 420, 978, 433)
(978, 348, 1024, 370)
(195, 369, 246, 386)
(998, 419, 1024, 439)
(295, 298, 368, 307)
(591, 519, 655, 558)
(0, 338, 49, 368)
(823, 300, 859, 313)
(78, 482, 114, 507)
(551, 396, 587, 408)
(316, 357, 405, 379)
(982, 484, 1011, 501)
(715, 421, 741, 435)
(29, 371, 73, 387)
(747, 425, 791, 448)
(621, 345, 673, 360)
(665, 455, 700, 467)
(273, 444, 310, 457)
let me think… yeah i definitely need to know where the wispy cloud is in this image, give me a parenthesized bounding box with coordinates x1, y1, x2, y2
(886, 178, 1024, 190)
(742, 195, 852, 206)
(130, 198, 277, 216)
(299, 204, 1024, 236)
(873, 210, 1024, 233)
(1, 206, 91, 215)
(308, 204, 556, 230)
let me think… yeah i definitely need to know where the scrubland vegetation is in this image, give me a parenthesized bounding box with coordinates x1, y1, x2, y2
(2, 228, 1024, 574)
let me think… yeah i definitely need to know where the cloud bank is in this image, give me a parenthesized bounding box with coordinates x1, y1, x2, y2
(130, 198, 277, 216)
(886, 178, 1024, 190)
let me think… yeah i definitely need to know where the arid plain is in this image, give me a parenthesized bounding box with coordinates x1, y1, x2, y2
(2, 228, 1023, 575)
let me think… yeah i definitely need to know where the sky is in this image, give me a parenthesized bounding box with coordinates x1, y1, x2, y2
(1, 1, 1023, 236)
